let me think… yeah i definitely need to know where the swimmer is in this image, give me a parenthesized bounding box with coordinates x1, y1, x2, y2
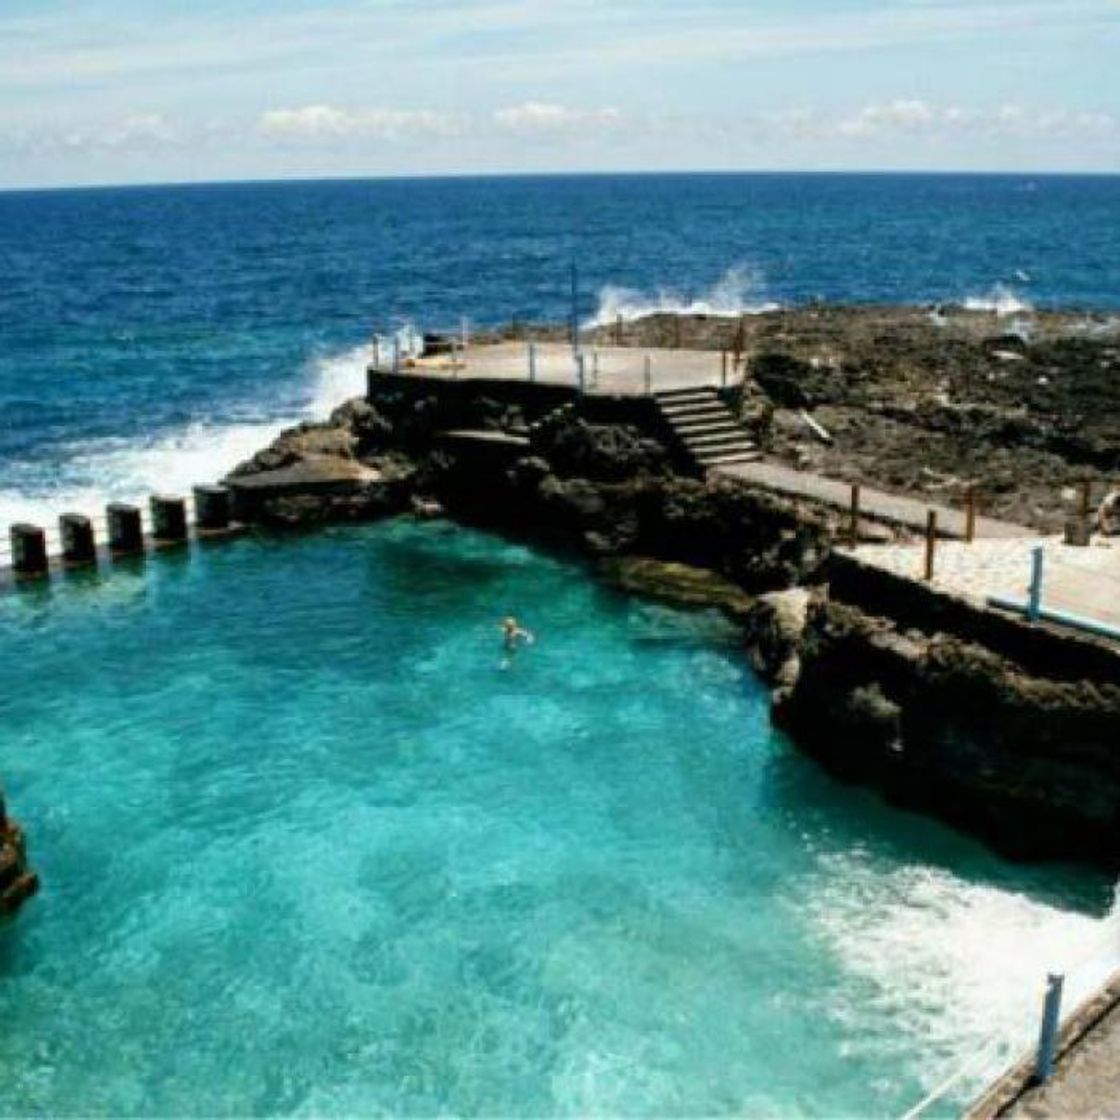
(500, 616, 534, 652)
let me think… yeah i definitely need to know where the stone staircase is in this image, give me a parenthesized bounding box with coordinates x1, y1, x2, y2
(654, 387, 761, 471)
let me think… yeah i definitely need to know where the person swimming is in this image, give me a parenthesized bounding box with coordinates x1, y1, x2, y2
(500, 616, 534, 653)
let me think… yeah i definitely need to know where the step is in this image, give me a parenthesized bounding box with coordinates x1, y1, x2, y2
(655, 387, 720, 402)
(699, 449, 763, 467)
(683, 431, 755, 449)
(659, 401, 729, 419)
(669, 416, 742, 434)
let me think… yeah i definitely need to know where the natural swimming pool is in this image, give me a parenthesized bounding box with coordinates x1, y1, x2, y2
(0, 521, 1114, 1116)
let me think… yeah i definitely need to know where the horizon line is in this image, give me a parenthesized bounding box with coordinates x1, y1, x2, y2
(3, 166, 1119, 196)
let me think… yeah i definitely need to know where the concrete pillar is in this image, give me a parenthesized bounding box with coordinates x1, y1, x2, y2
(193, 485, 231, 531)
(59, 514, 96, 567)
(107, 504, 144, 555)
(9, 524, 48, 577)
(150, 496, 188, 543)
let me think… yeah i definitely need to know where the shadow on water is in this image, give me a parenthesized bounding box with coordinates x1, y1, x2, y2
(757, 734, 1116, 918)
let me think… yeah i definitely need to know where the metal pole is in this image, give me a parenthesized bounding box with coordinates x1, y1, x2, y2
(616, 314, 623, 346)
(850, 484, 861, 547)
(643, 354, 652, 396)
(576, 353, 586, 394)
(592, 349, 599, 388)
(460, 316, 469, 376)
(392, 337, 401, 375)
(965, 484, 977, 543)
(924, 510, 937, 581)
(1028, 545, 1045, 621)
(721, 350, 728, 388)
(1035, 973, 1064, 1084)
(570, 260, 580, 356)
(372, 336, 381, 369)
(528, 342, 537, 383)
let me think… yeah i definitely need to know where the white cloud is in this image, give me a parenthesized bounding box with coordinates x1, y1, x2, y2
(831, 100, 1116, 140)
(258, 105, 464, 143)
(492, 102, 622, 134)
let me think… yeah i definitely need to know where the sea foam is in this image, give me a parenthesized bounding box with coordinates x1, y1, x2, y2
(0, 344, 371, 532)
(962, 284, 1034, 318)
(586, 265, 780, 327)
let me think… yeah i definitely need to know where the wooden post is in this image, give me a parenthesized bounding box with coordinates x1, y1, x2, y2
(1079, 479, 1092, 525)
(849, 484, 861, 547)
(965, 484, 977, 543)
(924, 510, 937, 581)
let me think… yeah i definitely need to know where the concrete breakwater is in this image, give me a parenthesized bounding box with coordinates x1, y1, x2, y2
(221, 355, 1120, 870)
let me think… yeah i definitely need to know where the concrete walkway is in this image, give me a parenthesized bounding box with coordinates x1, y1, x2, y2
(1005, 997, 1120, 1119)
(716, 459, 1032, 540)
(843, 537, 1120, 637)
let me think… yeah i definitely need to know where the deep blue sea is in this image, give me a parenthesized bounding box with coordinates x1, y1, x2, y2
(1, 174, 1119, 1115)
(1, 172, 1118, 525)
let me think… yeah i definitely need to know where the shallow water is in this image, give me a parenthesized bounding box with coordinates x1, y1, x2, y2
(0, 521, 1115, 1116)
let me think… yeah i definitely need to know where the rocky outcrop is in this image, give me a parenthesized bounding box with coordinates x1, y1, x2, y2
(0, 787, 38, 921)
(228, 381, 831, 593)
(775, 600, 1120, 863)
(226, 362, 1120, 867)
(740, 587, 812, 699)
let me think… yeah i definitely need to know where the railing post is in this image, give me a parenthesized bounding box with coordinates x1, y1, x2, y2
(924, 510, 937, 581)
(528, 342, 537, 383)
(849, 484, 861, 547)
(1035, 973, 1064, 1084)
(1028, 545, 1045, 621)
(576, 353, 586, 394)
(592, 349, 600, 388)
(721, 350, 728, 388)
(643, 354, 652, 396)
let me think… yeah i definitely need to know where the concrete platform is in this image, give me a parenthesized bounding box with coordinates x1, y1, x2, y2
(842, 536, 1120, 639)
(375, 341, 731, 396)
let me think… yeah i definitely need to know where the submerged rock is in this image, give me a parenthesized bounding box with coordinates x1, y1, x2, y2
(598, 557, 755, 618)
(0, 786, 39, 921)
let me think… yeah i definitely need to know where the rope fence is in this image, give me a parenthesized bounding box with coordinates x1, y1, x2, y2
(898, 917, 1120, 1119)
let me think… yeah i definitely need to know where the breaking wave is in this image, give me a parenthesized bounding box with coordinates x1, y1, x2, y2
(586, 265, 780, 327)
(962, 284, 1034, 317)
(0, 344, 370, 531)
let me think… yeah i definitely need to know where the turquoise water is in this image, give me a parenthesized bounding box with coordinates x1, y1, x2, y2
(0, 522, 1114, 1117)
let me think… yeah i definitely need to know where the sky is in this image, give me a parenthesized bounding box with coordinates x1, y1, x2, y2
(0, 0, 1117, 188)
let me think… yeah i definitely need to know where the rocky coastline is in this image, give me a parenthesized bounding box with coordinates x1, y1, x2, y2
(225, 305, 1120, 868)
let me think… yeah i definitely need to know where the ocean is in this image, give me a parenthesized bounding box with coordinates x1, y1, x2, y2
(1, 173, 1119, 1115)
(1, 172, 1118, 526)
